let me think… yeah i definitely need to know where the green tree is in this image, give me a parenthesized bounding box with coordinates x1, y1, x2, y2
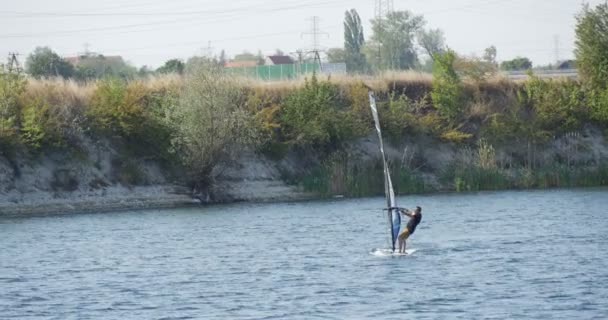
(167, 61, 259, 191)
(417, 28, 445, 59)
(368, 10, 425, 71)
(25, 47, 74, 79)
(432, 50, 464, 122)
(156, 59, 185, 75)
(500, 57, 532, 71)
(344, 9, 368, 73)
(326, 48, 346, 63)
(234, 51, 257, 61)
(73, 54, 137, 80)
(483, 45, 497, 65)
(0, 63, 26, 152)
(575, 3, 608, 89)
(218, 50, 227, 66)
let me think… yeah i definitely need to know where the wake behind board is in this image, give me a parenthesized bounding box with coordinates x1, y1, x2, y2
(371, 248, 417, 257)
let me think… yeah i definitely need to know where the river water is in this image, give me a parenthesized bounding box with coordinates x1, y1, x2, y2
(1, 189, 607, 319)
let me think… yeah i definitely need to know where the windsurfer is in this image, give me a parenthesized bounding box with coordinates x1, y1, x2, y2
(396, 206, 422, 253)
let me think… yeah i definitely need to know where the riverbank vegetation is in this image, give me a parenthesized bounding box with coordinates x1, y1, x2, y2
(2, 4, 608, 198)
(2, 63, 607, 196)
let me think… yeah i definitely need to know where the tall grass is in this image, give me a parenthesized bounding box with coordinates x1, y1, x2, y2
(299, 153, 431, 197)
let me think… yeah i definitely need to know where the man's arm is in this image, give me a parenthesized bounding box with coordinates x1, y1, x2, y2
(400, 208, 413, 218)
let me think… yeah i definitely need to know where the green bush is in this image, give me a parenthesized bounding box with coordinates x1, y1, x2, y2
(575, 3, 608, 89)
(381, 92, 416, 142)
(167, 62, 259, 189)
(88, 78, 144, 137)
(281, 73, 361, 148)
(0, 69, 26, 151)
(521, 76, 588, 131)
(20, 99, 52, 150)
(432, 50, 465, 123)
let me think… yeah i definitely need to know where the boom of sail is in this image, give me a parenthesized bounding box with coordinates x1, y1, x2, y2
(368, 92, 401, 252)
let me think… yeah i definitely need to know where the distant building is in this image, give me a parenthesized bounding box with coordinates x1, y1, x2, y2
(224, 60, 258, 68)
(265, 55, 294, 65)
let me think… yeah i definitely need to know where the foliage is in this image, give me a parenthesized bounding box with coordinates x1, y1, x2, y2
(73, 54, 137, 81)
(454, 55, 497, 82)
(157, 59, 185, 75)
(344, 9, 369, 74)
(417, 28, 445, 60)
(20, 99, 60, 150)
(432, 50, 465, 122)
(575, 3, 608, 89)
(520, 76, 589, 131)
(483, 46, 497, 65)
(500, 57, 532, 71)
(0, 66, 26, 151)
(477, 139, 496, 169)
(440, 130, 472, 143)
(299, 152, 429, 197)
(26, 47, 74, 79)
(88, 78, 144, 136)
(167, 62, 259, 188)
(368, 10, 425, 71)
(233, 51, 264, 65)
(381, 92, 416, 141)
(326, 48, 346, 63)
(280, 73, 361, 148)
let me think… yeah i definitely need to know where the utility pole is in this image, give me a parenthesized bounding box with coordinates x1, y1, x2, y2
(301, 16, 328, 72)
(375, 0, 394, 21)
(374, 0, 394, 70)
(7, 52, 22, 74)
(553, 35, 560, 67)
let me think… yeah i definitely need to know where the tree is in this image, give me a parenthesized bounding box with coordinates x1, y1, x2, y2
(500, 57, 532, 71)
(326, 48, 346, 63)
(166, 62, 259, 194)
(26, 47, 74, 79)
(138, 65, 153, 77)
(483, 46, 497, 65)
(256, 50, 265, 65)
(417, 28, 445, 59)
(218, 50, 227, 66)
(156, 59, 185, 75)
(233, 51, 258, 61)
(368, 10, 425, 71)
(575, 3, 608, 89)
(454, 55, 497, 82)
(344, 9, 368, 73)
(73, 54, 137, 81)
(432, 50, 464, 122)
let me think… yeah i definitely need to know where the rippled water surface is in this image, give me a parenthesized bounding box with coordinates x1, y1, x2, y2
(2, 189, 608, 319)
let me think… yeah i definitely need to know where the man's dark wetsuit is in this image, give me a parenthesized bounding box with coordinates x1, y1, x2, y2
(406, 212, 422, 234)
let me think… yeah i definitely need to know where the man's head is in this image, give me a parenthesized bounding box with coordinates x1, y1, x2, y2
(415, 206, 422, 214)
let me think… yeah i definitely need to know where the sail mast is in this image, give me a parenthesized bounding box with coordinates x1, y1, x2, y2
(369, 92, 401, 252)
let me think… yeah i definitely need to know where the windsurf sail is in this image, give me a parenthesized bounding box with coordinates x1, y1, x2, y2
(368, 92, 401, 252)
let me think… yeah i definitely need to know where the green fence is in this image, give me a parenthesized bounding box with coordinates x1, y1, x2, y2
(224, 63, 324, 81)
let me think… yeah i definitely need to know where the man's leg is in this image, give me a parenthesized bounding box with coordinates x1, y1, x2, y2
(397, 229, 409, 253)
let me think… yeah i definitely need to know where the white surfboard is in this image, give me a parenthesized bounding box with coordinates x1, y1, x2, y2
(371, 248, 418, 257)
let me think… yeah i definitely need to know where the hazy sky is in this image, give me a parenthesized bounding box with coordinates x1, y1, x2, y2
(0, 0, 602, 68)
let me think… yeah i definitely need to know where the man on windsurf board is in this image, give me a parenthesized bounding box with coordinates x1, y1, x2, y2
(395, 206, 422, 253)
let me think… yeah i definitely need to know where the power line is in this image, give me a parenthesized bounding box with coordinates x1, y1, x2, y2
(0, 0, 351, 39)
(0, 0, 350, 18)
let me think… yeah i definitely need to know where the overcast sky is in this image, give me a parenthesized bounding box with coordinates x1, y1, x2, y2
(0, 0, 602, 68)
